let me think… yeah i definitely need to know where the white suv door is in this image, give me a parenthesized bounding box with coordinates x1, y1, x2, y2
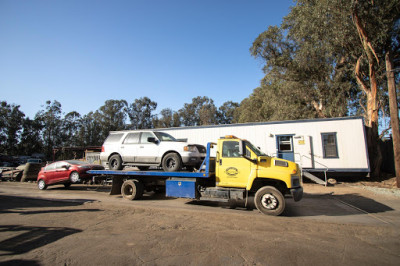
(120, 132, 140, 163)
(136, 132, 160, 163)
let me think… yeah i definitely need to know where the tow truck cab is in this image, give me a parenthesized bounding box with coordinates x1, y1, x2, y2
(216, 136, 302, 196)
(197, 136, 303, 215)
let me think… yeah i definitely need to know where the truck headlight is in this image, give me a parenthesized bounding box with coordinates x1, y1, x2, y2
(184, 145, 197, 152)
(291, 175, 301, 187)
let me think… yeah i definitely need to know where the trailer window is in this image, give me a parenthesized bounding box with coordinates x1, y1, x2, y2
(321, 133, 338, 158)
(278, 136, 292, 152)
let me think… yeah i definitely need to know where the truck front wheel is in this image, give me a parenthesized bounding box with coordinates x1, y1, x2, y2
(162, 153, 182, 172)
(254, 186, 285, 216)
(121, 180, 144, 200)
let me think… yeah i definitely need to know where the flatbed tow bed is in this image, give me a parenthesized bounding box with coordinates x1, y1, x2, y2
(88, 143, 216, 196)
(88, 137, 303, 216)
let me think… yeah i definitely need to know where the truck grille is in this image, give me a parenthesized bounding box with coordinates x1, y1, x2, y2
(195, 145, 207, 153)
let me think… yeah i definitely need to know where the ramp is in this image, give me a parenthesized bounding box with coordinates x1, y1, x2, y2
(303, 171, 327, 186)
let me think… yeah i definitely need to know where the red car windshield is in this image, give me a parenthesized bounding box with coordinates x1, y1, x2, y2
(65, 160, 88, 165)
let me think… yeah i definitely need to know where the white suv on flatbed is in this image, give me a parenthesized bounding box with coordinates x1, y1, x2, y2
(100, 131, 206, 171)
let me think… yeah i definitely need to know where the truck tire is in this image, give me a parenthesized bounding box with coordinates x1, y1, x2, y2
(109, 154, 123, 170)
(162, 153, 182, 172)
(254, 186, 285, 216)
(121, 180, 144, 200)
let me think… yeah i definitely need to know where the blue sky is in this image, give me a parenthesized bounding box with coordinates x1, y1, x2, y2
(0, 0, 294, 119)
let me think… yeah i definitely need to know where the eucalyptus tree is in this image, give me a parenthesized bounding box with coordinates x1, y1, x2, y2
(179, 96, 217, 126)
(18, 117, 43, 156)
(153, 108, 181, 128)
(77, 111, 104, 146)
(250, 0, 356, 120)
(0, 101, 25, 155)
(128, 97, 157, 129)
(62, 111, 81, 146)
(217, 101, 239, 124)
(97, 99, 128, 139)
(250, 0, 400, 176)
(35, 100, 64, 158)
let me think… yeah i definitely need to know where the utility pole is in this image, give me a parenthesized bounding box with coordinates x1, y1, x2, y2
(385, 50, 400, 188)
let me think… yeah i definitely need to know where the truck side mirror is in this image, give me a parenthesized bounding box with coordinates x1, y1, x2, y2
(147, 137, 157, 143)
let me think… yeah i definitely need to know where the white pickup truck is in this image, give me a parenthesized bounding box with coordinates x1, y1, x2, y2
(100, 131, 206, 171)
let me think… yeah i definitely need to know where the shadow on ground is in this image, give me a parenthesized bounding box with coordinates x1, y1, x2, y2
(0, 195, 101, 215)
(0, 225, 81, 256)
(186, 192, 394, 218)
(284, 192, 394, 217)
(0, 259, 41, 266)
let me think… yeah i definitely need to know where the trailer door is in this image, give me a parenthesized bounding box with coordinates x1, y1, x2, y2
(276, 135, 295, 162)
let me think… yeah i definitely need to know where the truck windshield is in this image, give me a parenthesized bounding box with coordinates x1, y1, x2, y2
(154, 132, 177, 142)
(245, 141, 267, 156)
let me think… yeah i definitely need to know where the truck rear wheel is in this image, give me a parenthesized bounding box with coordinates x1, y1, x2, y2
(109, 154, 123, 170)
(121, 180, 144, 200)
(254, 186, 285, 216)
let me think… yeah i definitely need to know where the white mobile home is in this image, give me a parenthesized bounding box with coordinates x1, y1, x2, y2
(157, 117, 370, 177)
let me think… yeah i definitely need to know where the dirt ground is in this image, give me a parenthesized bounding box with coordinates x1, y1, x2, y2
(0, 181, 400, 266)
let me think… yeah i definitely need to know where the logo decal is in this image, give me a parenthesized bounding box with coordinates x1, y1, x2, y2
(225, 167, 239, 177)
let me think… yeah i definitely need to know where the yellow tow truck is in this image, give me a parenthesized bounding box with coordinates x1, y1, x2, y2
(89, 135, 303, 216)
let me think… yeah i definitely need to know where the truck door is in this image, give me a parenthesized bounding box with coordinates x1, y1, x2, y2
(217, 140, 252, 188)
(276, 135, 295, 162)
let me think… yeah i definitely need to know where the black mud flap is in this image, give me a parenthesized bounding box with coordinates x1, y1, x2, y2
(110, 176, 124, 195)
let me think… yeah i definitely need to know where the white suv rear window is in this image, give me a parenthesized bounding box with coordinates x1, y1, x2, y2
(105, 133, 124, 143)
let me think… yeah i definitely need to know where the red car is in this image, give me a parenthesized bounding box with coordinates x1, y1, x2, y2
(37, 160, 104, 190)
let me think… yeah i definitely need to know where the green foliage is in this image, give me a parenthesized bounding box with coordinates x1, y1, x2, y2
(77, 111, 104, 146)
(247, 0, 399, 126)
(179, 96, 218, 126)
(35, 100, 63, 158)
(128, 97, 157, 130)
(0, 101, 25, 155)
(217, 101, 239, 124)
(153, 108, 181, 128)
(249, 0, 357, 121)
(18, 117, 43, 156)
(97, 99, 128, 139)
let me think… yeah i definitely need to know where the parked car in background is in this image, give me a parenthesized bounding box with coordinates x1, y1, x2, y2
(37, 160, 104, 190)
(100, 131, 207, 171)
(27, 158, 42, 164)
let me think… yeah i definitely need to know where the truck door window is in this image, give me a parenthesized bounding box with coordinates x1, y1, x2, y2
(140, 132, 154, 144)
(222, 141, 240, 158)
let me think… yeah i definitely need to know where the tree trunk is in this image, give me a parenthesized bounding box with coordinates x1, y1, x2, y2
(385, 50, 400, 188)
(352, 2, 382, 178)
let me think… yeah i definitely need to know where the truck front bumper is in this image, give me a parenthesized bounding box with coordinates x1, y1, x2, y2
(290, 187, 303, 202)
